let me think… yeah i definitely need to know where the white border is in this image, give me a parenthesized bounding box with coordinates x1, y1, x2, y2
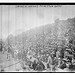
(0, 0, 74, 3)
(0, 0, 75, 75)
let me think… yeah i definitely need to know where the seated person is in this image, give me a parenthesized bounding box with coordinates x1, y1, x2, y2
(59, 60, 67, 69)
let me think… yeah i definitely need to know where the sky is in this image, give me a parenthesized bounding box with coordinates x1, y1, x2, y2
(0, 5, 75, 39)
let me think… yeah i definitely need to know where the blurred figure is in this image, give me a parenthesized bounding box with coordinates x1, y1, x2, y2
(0, 65, 4, 72)
(47, 56, 52, 71)
(36, 60, 45, 71)
(59, 60, 67, 70)
(32, 60, 37, 70)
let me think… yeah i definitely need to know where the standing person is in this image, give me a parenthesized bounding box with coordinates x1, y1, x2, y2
(0, 65, 4, 72)
(32, 60, 37, 70)
(52, 57, 59, 71)
(47, 56, 52, 71)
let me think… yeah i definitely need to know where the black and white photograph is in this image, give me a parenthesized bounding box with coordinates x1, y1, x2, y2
(1, 4, 75, 72)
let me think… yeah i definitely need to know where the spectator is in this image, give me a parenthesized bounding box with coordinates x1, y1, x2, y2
(36, 61, 45, 71)
(32, 60, 37, 70)
(59, 60, 67, 69)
